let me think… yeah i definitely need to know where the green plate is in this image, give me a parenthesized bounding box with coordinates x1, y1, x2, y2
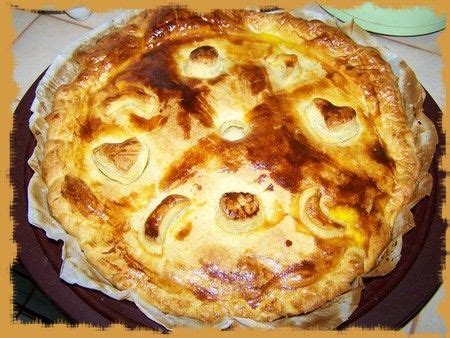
(320, 3, 446, 36)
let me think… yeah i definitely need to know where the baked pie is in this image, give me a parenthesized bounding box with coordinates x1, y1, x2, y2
(39, 8, 437, 324)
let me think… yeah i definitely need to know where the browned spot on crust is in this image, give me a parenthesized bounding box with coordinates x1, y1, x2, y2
(285, 239, 292, 247)
(121, 249, 147, 274)
(189, 45, 218, 65)
(191, 285, 218, 301)
(202, 256, 274, 302)
(115, 43, 214, 139)
(246, 102, 328, 192)
(313, 98, 356, 128)
(144, 194, 190, 239)
(280, 260, 316, 279)
(144, 8, 242, 46)
(315, 238, 347, 262)
(270, 53, 299, 78)
(201, 255, 324, 308)
(283, 54, 298, 68)
(130, 113, 168, 131)
(207, 73, 228, 85)
(219, 192, 260, 220)
(247, 260, 318, 308)
(325, 72, 350, 94)
(159, 147, 207, 189)
(320, 172, 377, 209)
(62, 175, 108, 220)
(238, 64, 269, 95)
(79, 116, 103, 141)
(369, 141, 395, 168)
(160, 98, 375, 194)
(175, 222, 192, 240)
(74, 28, 142, 81)
(45, 112, 60, 124)
(112, 190, 150, 212)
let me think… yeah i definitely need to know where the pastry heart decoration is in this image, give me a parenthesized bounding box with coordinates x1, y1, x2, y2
(303, 98, 361, 144)
(93, 137, 149, 184)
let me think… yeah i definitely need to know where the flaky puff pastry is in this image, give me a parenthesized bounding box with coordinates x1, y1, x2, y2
(40, 8, 437, 324)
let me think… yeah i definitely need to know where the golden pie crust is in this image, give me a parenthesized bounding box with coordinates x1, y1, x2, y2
(40, 8, 437, 324)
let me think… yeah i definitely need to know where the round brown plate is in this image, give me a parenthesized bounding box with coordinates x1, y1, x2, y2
(12, 69, 445, 331)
